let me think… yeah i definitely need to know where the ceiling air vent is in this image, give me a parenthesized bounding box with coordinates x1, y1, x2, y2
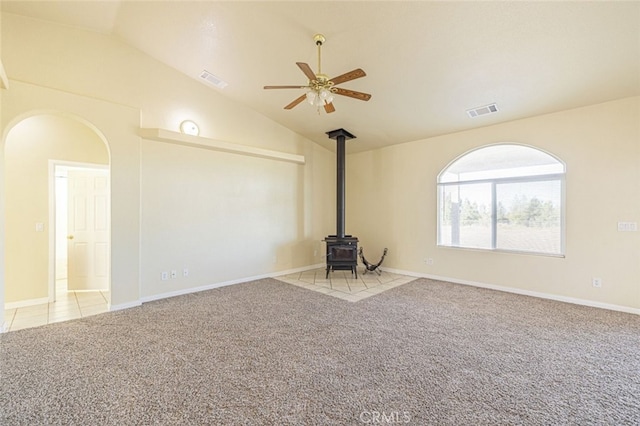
(467, 103, 498, 118)
(199, 70, 228, 89)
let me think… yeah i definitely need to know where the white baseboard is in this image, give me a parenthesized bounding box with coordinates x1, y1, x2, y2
(108, 300, 142, 312)
(384, 267, 640, 316)
(277, 263, 325, 275)
(5, 297, 50, 310)
(5, 264, 636, 318)
(1, 265, 324, 315)
(6, 292, 107, 310)
(140, 264, 324, 304)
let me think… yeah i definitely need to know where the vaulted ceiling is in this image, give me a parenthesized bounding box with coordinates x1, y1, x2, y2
(2, 1, 639, 153)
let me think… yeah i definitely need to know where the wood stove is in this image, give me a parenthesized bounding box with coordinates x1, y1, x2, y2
(324, 129, 358, 278)
(325, 235, 358, 278)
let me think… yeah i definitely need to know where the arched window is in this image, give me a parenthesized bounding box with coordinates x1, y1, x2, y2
(438, 144, 565, 256)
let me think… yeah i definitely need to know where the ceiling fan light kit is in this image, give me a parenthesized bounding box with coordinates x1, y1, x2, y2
(264, 33, 371, 114)
(306, 87, 334, 107)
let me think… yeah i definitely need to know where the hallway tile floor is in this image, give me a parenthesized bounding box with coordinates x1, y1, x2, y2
(4, 280, 109, 332)
(275, 268, 417, 302)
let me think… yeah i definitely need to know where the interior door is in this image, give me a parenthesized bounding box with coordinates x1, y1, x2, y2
(67, 168, 110, 291)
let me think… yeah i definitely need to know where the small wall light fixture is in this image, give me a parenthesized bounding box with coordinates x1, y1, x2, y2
(179, 120, 200, 136)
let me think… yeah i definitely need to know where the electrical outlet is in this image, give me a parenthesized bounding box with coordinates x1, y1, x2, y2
(171, 270, 177, 279)
(617, 222, 638, 232)
(592, 277, 602, 288)
(183, 268, 189, 277)
(161, 272, 169, 281)
(427, 258, 434, 265)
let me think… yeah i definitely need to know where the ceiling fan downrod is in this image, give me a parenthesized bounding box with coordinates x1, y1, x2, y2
(314, 33, 325, 77)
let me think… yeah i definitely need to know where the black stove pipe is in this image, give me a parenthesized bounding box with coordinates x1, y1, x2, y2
(336, 136, 345, 238)
(326, 129, 356, 239)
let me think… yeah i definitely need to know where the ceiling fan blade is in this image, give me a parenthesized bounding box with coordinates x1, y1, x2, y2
(264, 85, 308, 89)
(284, 94, 307, 110)
(334, 87, 372, 101)
(296, 62, 317, 81)
(324, 102, 336, 113)
(330, 68, 366, 85)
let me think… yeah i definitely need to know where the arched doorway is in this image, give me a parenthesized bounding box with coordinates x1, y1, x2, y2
(3, 113, 111, 331)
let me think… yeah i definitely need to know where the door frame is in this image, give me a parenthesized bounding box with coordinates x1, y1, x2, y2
(48, 160, 110, 302)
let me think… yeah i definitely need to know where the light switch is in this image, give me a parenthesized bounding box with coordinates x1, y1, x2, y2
(35, 222, 44, 232)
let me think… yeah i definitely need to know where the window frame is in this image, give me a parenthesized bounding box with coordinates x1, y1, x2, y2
(437, 144, 566, 257)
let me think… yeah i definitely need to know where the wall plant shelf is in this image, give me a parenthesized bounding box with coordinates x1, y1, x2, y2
(139, 128, 305, 165)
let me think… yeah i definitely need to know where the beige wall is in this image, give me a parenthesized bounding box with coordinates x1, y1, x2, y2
(1, 12, 334, 314)
(139, 138, 331, 298)
(0, 11, 5, 89)
(348, 97, 640, 311)
(2, 11, 637, 318)
(4, 114, 109, 302)
(2, 82, 142, 309)
(1, 13, 305, 156)
(0, 11, 4, 326)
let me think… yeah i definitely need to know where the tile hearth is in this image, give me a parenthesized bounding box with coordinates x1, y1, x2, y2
(276, 268, 416, 302)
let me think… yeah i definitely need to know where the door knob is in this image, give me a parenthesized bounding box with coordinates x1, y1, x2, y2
(67, 235, 74, 240)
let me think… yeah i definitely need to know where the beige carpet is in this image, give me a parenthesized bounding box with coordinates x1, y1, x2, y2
(1, 278, 639, 425)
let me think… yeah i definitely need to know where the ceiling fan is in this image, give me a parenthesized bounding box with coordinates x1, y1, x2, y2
(264, 34, 371, 114)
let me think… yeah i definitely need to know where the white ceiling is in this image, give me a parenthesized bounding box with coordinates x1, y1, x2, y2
(3, 1, 639, 153)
